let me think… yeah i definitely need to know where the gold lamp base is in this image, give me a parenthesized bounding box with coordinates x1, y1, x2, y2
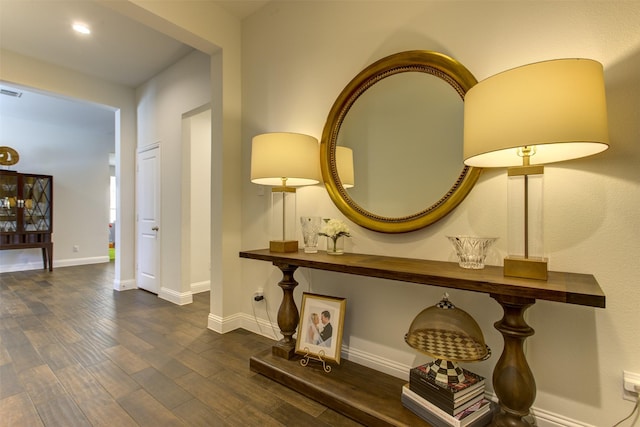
(269, 240, 298, 253)
(504, 256, 548, 281)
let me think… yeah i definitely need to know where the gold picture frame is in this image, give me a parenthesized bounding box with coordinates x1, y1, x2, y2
(296, 293, 346, 364)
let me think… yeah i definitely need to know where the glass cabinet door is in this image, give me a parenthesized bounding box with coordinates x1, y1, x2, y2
(23, 175, 52, 232)
(0, 173, 18, 233)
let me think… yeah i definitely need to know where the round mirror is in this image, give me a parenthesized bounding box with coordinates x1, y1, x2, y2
(320, 50, 481, 233)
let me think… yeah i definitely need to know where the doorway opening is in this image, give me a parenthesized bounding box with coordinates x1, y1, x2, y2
(109, 174, 116, 261)
(183, 105, 211, 294)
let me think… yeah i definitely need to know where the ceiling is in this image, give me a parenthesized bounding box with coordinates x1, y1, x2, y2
(0, 0, 268, 135)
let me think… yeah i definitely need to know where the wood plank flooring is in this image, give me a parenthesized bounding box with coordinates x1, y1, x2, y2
(0, 263, 362, 426)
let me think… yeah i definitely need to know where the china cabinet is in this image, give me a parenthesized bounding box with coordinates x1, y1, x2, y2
(0, 170, 53, 271)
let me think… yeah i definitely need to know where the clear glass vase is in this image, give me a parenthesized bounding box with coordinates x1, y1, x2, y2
(300, 216, 321, 253)
(326, 236, 344, 255)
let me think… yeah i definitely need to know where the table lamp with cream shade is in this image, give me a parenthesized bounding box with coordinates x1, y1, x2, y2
(463, 59, 610, 280)
(251, 132, 321, 252)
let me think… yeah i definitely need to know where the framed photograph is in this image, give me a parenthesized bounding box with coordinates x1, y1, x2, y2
(295, 292, 346, 364)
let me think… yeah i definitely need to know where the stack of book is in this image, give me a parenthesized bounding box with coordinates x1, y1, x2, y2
(401, 363, 493, 427)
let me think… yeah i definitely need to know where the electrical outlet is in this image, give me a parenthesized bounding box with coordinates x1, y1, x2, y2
(623, 371, 640, 401)
(253, 287, 264, 302)
(73, 245, 79, 252)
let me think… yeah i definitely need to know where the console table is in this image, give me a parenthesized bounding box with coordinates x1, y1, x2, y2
(240, 249, 605, 427)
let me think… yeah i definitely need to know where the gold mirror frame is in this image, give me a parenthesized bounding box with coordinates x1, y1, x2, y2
(320, 50, 481, 233)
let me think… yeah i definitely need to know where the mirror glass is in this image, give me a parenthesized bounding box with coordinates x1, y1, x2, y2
(337, 72, 463, 217)
(321, 50, 481, 233)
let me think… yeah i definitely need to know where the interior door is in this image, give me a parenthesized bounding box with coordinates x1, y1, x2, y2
(136, 144, 161, 293)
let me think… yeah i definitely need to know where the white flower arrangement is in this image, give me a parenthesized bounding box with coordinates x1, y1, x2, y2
(318, 218, 351, 240)
(318, 218, 351, 254)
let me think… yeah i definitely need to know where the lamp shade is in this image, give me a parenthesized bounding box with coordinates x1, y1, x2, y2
(336, 146, 354, 188)
(463, 59, 610, 168)
(251, 132, 321, 186)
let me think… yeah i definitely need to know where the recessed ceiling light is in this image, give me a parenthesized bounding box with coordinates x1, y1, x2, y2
(72, 23, 91, 35)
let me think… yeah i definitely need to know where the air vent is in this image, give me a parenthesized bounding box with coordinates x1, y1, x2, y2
(0, 88, 23, 98)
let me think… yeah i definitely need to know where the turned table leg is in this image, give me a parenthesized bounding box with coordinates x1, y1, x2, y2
(490, 294, 536, 427)
(41, 247, 48, 270)
(271, 262, 300, 359)
(47, 243, 53, 271)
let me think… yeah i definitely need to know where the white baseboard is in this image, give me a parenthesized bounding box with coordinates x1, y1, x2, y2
(54, 256, 110, 267)
(0, 256, 109, 273)
(113, 278, 136, 291)
(191, 280, 210, 294)
(159, 287, 193, 305)
(342, 345, 412, 380)
(531, 407, 595, 427)
(153, 281, 209, 304)
(0, 261, 48, 273)
(236, 313, 281, 341)
(207, 312, 245, 333)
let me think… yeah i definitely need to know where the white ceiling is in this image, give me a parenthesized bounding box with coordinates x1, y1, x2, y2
(0, 0, 267, 135)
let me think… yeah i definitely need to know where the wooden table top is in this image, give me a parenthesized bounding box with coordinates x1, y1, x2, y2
(240, 249, 605, 308)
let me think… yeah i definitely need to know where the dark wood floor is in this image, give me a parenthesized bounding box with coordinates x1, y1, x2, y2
(0, 263, 362, 426)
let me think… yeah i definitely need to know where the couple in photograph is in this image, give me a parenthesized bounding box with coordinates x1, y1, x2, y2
(306, 310, 332, 347)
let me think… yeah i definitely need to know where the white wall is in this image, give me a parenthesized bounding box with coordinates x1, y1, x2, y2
(136, 49, 211, 303)
(0, 114, 113, 271)
(240, 2, 640, 426)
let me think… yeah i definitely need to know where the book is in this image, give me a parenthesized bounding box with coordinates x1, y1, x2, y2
(409, 378, 484, 407)
(402, 384, 492, 427)
(402, 396, 493, 427)
(410, 363, 485, 400)
(402, 396, 494, 427)
(409, 382, 484, 415)
(402, 397, 456, 427)
(402, 386, 492, 427)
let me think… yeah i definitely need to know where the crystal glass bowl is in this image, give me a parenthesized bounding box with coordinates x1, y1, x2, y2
(447, 236, 497, 269)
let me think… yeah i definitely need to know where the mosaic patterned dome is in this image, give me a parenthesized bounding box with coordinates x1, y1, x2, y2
(404, 293, 490, 362)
